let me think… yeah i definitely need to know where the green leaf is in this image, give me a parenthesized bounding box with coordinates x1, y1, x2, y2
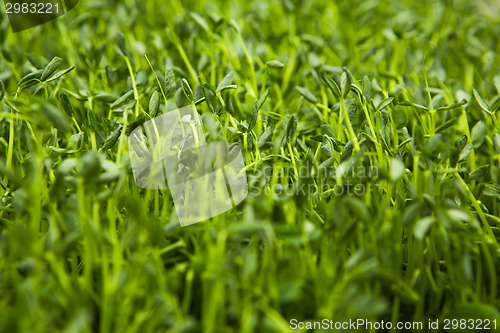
(101, 125, 122, 151)
(111, 90, 134, 109)
(295, 86, 317, 104)
(309, 135, 323, 143)
(455, 135, 468, 151)
(1, 48, 13, 62)
(458, 143, 473, 162)
(98, 160, 121, 184)
(202, 84, 217, 113)
(149, 90, 160, 117)
(191, 12, 209, 31)
(165, 63, 176, 99)
(228, 19, 241, 34)
(493, 165, 500, 186)
(483, 185, 500, 197)
(17, 73, 36, 94)
(94, 90, 116, 104)
(470, 165, 489, 180)
(390, 157, 405, 181)
(286, 114, 298, 141)
(78, 151, 101, 179)
(246, 134, 254, 151)
(402, 201, 422, 224)
(414, 217, 433, 240)
(340, 72, 352, 98)
(174, 86, 185, 107)
(346, 98, 357, 123)
(493, 134, 500, 153)
(248, 99, 259, 133)
(41, 103, 72, 133)
(181, 78, 194, 103)
(57, 92, 74, 116)
(473, 88, 490, 114)
(325, 77, 342, 99)
(126, 115, 147, 136)
(340, 141, 353, 162)
(435, 99, 468, 111)
(266, 60, 284, 69)
(377, 97, 394, 112)
(347, 198, 371, 222)
(436, 118, 458, 133)
(448, 303, 500, 321)
(218, 84, 238, 93)
(135, 70, 147, 88)
(116, 31, 127, 56)
(41, 57, 63, 82)
(471, 121, 485, 148)
(216, 71, 234, 94)
(0, 80, 5, 101)
(379, 114, 392, 149)
(399, 101, 428, 111)
(257, 126, 273, 148)
(447, 209, 470, 223)
(392, 106, 408, 128)
(495, 76, 500, 95)
(26, 53, 43, 69)
(258, 88, 270, 107)
(45, 65, 76, 83)
(321, 124, 337, 139)
(319, 156, 336, 174)
(322, 136, 334, 157)
(57, 158, 77, 175)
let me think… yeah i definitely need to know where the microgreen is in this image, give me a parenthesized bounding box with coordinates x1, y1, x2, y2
(1, 0, 500, 332)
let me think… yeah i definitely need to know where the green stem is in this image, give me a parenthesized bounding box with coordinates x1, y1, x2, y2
(340, 97, 359, 150)
(454, 172, 497, 246)
(124, 55, 140, 117)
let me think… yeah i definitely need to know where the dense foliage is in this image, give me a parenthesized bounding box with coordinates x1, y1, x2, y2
(1, 0, 500, 332)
